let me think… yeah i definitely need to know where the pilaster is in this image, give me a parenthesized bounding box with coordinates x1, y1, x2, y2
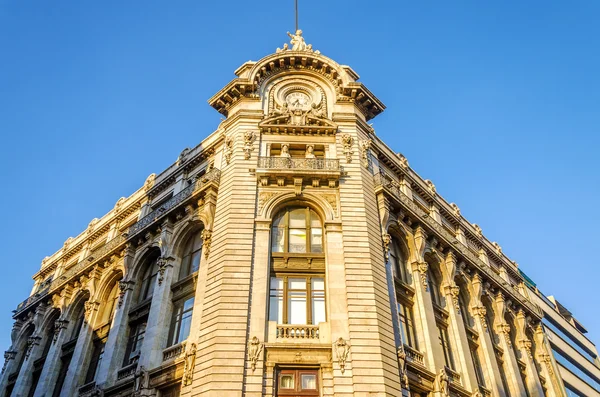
(32, 318, 69, 397)
(514, 310, 544, 397)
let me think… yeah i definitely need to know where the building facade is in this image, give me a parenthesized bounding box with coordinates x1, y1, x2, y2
(1, 31, 598, 397)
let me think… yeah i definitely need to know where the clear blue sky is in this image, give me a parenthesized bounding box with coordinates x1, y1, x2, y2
(1, 1, 599, 352)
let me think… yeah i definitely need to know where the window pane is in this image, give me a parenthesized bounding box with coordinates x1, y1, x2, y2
(269, 278, 283, 323)
(190, 251, 201, 274)
(310, 227, 322, 253)
(301, 374, 317, 389)
(289, 208, 306, 228)
(280, 374, 294, 389)
(193, 232, 203, 251)
(288, 278, 307, 290)
(271, 227, 285, 252)
(310, 210, 321, 228)
(311, 278, 326, 324)
(288, 291, 307, 324)
(289, 229, 306, 253)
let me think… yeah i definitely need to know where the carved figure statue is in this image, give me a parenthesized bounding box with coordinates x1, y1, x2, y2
(182, 343, 197, 386)
(280, 144, 291, 158)
(397, 346, 408, 388)
(287, 30, 307, 51)
(434, 368, 449, 397)
(305, 145, 316, 159)
(133, 365, 148, 392)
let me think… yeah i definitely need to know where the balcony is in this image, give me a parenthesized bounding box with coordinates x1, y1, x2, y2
(256, 157, 341, 185)
(116, 362, 137, 381)
(127, 168, 221, 239)
(404, 344, 425, 366)
(78, 381, 100, 397)
(445, 366, 462, 386)
(267, 321, 330, 345)
(162, 341, 186, 362)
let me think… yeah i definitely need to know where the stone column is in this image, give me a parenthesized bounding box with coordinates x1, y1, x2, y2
(138, 256, 175, 369)
(0, 350, 17, 394)
(469, 275, 506, 397)
(514, 310, 544, 397)
(58, 300, 100, 396)
(95, 278, 135, 386)
(533, 325, 566, 397)
(11, 335, 42, 397)
(241, 219, 271, 397)
(441, 255, 478, 392)
(492, 293, 527, 397)
(32, 319, 69, 397)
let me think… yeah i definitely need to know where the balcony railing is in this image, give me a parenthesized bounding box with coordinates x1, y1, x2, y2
(445, 366, 462, 385)
(403, 344, 424, 366)
(162, 341, 186, 362)
(373, 172, 544, 319)
(479, 385, 492, 397)
(78, 381, 98, 397)
(276, 324, 320, 339)
(128, 168, 221, 238)
(257, 157, 340, 172)
(116, 362, 137, 381)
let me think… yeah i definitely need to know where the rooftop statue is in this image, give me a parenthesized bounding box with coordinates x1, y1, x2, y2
(276, 30, 320, 54)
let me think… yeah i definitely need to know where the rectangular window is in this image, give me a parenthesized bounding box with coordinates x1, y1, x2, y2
(277, 369, 319, 395)
(268, 276, 326, 325)
(123, 322, 146, 366)
(310, 212, 322, 253)
(471, 346, 486, 387)
(84, 339, 105, 383)
(168, 296, 194, 347)
(398, 302, 418, 349)
(438, 325, 455, 370)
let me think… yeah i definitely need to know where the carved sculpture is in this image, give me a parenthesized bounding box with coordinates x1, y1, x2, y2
(182, 343, 197, 386)
(397, 153, 409, 169)
(425, 179, 436, 195)
(397, 345, 409, 389)
(434, 368, 449, 397)
(144, 173, 156, 192)
(177, 147, 190, 166)
(287, 30, 307, 51)
(53, 319, 68, 343)
(305, 144, 316, 159)
(156, 257, 170, 286)
(280, 143, 291, 158)
(247, 336, 263, 372)
(359, 139, 372, 168)
(224, 135, 234, 165)
(334, 337, 350, 374)
(472, 223, 483, 237)
(382, 233, 392, 262)
(243, 131, 255, 160)
(450, 203, 460, 217)
(133, 365, 149, 392)
(201, 229, 212, 258)
(341, 134, 354, 163)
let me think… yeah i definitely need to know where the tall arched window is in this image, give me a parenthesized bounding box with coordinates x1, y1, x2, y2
(179, 229, 203, 279)
(389, 239, 409, 283)
(139, 253, 161, 303)
(269, 207, 326, 327)
(272, 207, 322, 254)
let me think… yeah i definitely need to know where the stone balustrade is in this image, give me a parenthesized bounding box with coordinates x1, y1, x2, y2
(276, 324, 320, 339)
(403, 344, 425, 366)
(116, 362, 137, 381)
(445, 366, 462, 385)
(162, 341, 186, 362)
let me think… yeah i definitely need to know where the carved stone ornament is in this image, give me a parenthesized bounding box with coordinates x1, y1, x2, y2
(450, 285, 461, 313)
(182, 342, 197, 386)
(397, 345, 409, 389)
(434, 368, 450, 397)
(472, 391, 483, 397)
(497, 323, 513, 347)
(2, 351, 16, 374)
(519, 338, 533, 359)
(334, 337, 350, 374)
(397, 153, 409, 169)
(247, 336, 263, 372)
(156, 257, 170, 286)
(177, 147, 190, 166)
(83, 301, 99, 323)
(224, 135, 234, 165)
(417, 262, 429, 290)
(472, 306, 488, 330)
(25, 336, 41, 360)
(144, 173, 156, 192)
(492, 241, 502, 254)
(133, 365, 149, 393)
(117, 280, 131, 308)
(201, 229, 212, 258)
(276, 30, 320, 54)
(450, 203, 461, 217)
(472, 223, 483, 237)
(243, 131, 255, 160)
(114, 197, 126, 212)
(359, 139, 372, 168)
(382, 233, 392, 262)
(53, 319, 69, 343)
(341, 134, 354, 163)
(425, 179, 436, 195)
(258, 192, 277, 213)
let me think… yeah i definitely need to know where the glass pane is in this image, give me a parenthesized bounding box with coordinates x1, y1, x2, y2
(301, 374, 317, 389)
(288, 278, 307, 290)
(273, 211, 285, 228)
(190, 251, 201, 273)
(269, 278, 283, 323)
(288, 291, 307, 324)
(193, 232, 203, 251)
(310, 227, 322, 253)
(271, 227, 285, 252)
(289, 208, 306, 228)
(289, 229, 306, 253)
(183, 297, 195, 311)
(180, 255, 191, 279)
(311, 278, 324, 291)
(312, 292, 325, 325)
(280, 374, 294, 389)
(310, 210, 321, 228)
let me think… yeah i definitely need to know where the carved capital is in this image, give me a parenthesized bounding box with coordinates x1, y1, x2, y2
(156, 257, 173, 286)
(83, 300, 99, 324)
(382, 233, 392, 262)
(25, 336, 41, 360)
(201, 229, 213, 258)
(224, 135, 234, 165)
(359, 139, 372, 168)
(411, 261, 429, 290)
(53, 319, 69, 343)
(471, 306, 488, 330)
(1, 351, 16, 374)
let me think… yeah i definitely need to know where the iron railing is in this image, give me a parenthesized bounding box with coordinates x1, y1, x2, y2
(257, 157, 340, 171)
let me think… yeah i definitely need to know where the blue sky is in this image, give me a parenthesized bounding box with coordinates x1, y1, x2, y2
(1, 1, 599, 352)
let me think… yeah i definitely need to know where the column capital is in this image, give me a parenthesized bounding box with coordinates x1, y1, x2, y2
(410, 261, 428, 290)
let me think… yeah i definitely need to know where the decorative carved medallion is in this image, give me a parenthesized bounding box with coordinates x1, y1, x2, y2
(182, 343, 197, 386)
(243, 131, 255, 160)
(341, 134, 354, 163)
(333, 337, 350, 374)
(248, 336, 263, 372)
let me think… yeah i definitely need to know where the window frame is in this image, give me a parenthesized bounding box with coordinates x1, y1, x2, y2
(167, 294, 195, 347)
(179, 229, 203, 280)
(271, 207, 323, 255)
(269, 274, 326, 325)
(397, 300, 418, 349)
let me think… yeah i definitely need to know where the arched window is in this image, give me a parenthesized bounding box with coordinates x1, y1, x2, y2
(271, 207, 322, 254)
(269, 206, 326, 328)
(179, 229, 203, 279)
(428, 270, 442, 306)
(139, 253, 161, 302)
(389, 239, 409, 283)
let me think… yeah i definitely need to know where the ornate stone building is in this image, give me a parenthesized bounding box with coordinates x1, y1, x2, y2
(1, 31, 598, 397)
